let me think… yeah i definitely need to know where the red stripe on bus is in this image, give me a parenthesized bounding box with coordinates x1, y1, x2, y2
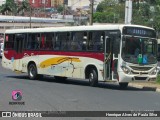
(4, 50, 104, 61)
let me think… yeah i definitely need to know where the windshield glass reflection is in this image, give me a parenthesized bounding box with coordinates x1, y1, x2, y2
(122, 36, 157, 64)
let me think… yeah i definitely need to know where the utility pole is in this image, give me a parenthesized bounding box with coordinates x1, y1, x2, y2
(125, 0, 132, 24)
(30, 7, 32, 28)
(89, 0, 94, 25)
(44, 0, 46, 17)
(63, 2, 65, 19)
(63, 0, 68, 19)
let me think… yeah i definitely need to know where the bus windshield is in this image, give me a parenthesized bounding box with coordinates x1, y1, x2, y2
(122, 36, 157, 64)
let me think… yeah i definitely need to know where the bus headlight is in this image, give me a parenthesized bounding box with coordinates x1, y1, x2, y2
(150, 68, 157, 75)
(121, 66, 130, 74)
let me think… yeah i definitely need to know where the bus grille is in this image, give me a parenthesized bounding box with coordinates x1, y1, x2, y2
(130, 66, 152, 71)
(134, 77, 147, 80)
(131, 71, 148, 75)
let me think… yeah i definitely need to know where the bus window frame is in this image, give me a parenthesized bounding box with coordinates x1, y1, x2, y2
(25, 33, 41, 51)
(4, 34, 15, 50)
(87, 31, 105, 52)
(15, 33, 25, 53)
(39, 32, 54, 50)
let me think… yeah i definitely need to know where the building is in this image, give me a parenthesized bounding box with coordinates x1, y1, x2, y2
(29, 0, 51, 8)
(68, 0, 103, 10)
(0, 0, 6, 6)
(51, 0, 63, 7)
(68, 0, 89, 9)
(14, 0, 23, 2)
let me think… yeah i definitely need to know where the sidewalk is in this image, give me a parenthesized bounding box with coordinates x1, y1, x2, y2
(129, 82, 160, 92)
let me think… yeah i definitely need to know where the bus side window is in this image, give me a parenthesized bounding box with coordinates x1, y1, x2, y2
(27, 34, 40, 50)
(4, 34, 15, 50)
(82, 32, 87, 50)
(87, 31, 104, 51)
(55, 33, 69, 51)
(105, 38, 111, 54)
(45, 33, 53, 50)
(61, 32, 69, 50)
(113, 37, 120, 57)
(40, 33, 53, 50)
(40, 34, 45, 49)
(87, 32, 92, 50)
(92, 31, 104, 51)
(23, 34, 28, 49)
(54, 34, 60, 50)
(70, 32, 83, 51)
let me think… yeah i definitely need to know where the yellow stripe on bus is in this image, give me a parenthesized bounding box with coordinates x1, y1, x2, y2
(40, 57, 81, 68)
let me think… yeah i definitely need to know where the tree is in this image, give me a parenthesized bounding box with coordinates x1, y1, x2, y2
(96, 0, 118, 12)
(151, 0, 160, 31)
(57, 5, 64, 13)
(0, 0, 30, 16)
(0, 0, 16, 15)
(94, 0, 124, 23)
(94, 0, 160, 32)
(17, 0, 30, 15)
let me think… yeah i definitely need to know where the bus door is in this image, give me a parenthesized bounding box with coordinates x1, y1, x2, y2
(104, 31, 120, 81)
(13, 34, 25, 71)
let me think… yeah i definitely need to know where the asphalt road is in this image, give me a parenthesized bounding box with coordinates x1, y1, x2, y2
(0, 58, 160, 120)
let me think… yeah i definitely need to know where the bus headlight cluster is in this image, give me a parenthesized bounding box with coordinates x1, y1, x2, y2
(121, 66, 130, 74)
(150, 68, 157, 75)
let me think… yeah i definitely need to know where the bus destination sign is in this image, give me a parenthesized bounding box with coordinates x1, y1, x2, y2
(123, 27, 156, 38)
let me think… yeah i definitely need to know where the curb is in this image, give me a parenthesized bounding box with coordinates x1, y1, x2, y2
(156, 88, 160, 92)
(129, 83, 160, 93)
(129, 84, 143, 89)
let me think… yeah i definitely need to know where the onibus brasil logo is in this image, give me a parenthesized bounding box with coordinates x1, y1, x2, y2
(9, 90, 24, 105)
(12, 90, 22, 101)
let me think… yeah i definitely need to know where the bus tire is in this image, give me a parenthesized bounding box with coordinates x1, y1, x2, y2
(37, 74, 44, 80)
(119, 82, 128, 89)
(28, 63, 38, 80)
(89, 68, 98, 87)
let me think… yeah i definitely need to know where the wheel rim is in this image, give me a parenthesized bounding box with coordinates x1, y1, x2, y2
(29, 66, 35, 77)
(89, 72, 94, 82)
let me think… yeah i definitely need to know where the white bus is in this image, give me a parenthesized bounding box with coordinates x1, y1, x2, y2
(2, 24, 158, 88)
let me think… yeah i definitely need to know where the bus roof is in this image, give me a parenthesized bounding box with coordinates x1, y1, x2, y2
(5, 24, 154, 34)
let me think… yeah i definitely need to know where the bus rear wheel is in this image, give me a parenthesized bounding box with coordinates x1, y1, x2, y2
(88, 68, 98, 87)
(119, 82, 128, 89)
(28, 63, 38, 80)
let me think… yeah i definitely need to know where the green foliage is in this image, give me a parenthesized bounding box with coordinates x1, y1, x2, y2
(0, 0, 15, 15)
(132, 2, 151, 26)
(57, 5, 64, 13)
(96, 0, 118, 12)
(0, 0, 30, 16)
(156, 75, 160, 84)
(17, 0, 30, 15)
(94, 0, 125, 24)
(94, 12, 118, 23)
(94, 0, 160, 32)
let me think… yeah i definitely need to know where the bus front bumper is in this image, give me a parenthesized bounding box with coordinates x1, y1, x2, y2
(118, 71, 157, 83)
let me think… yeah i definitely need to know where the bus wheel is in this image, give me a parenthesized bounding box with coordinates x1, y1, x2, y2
(89, 68, 98, 87)
(54, 76, 67, 81)
(28, 64, 38, 80)
(119, 83, 128, 89)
